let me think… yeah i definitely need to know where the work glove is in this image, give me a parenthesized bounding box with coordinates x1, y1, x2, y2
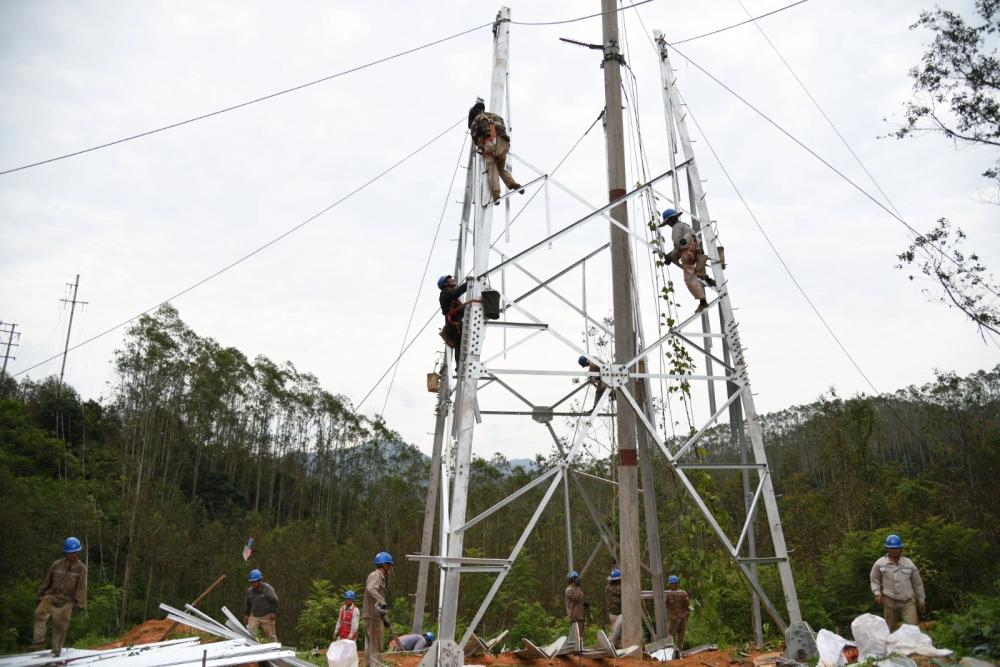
(375, 602, 389, 615)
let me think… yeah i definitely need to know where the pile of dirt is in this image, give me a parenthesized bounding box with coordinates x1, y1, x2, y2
(384, 647, 763, 666)
(95, 619, 202, 649)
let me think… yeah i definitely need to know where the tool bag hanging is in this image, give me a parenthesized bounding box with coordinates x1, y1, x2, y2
(481, 289, 502, 320)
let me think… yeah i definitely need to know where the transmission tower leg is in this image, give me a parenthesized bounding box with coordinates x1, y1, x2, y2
(412, 139, 478, 636)
(654, 31, 802, 626)
(412, 366, 449, 634)
(636, 360, 668, 639)
(420, 10, 510, 667)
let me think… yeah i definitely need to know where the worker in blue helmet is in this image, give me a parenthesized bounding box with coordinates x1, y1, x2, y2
(364, 552, 394, 667)
(390, 631, 435, 652)
(564, 570, 587, 646)
(656, 208, 716, 313)
(334, 590, 360, 643)
(870, 534, 925, 630)
(244, 569, 279, 642)
(605, 569, 623, 648)
(577, 355, 608, 411)
(664, 574, 690, 650)
(438, 275, 467, 361)
(33, 537, 88, 656)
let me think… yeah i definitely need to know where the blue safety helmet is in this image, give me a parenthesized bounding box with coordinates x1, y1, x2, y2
(885, 534, 904, 549)
(344, 590, 356, 601)
(668, 574, 680, 585)
(63, 536, 82, 554)
(423, 632, 435, 643)
(608, 569, 622, 581)
(567, 570, 579, 581)
(662, 208, 681, 222)
(375, 551, 394, 566)
(248, 569, 263, 582)
(578, 355, 588, 367)
(437, 275, 452, 289)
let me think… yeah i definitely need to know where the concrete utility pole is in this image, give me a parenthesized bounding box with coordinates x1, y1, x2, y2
(600, 0, 643, 649)
(0, 322, 20, 379)
(59, 274, 87, 385)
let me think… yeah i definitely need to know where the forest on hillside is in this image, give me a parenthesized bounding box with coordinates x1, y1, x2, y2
(0, 305, 998, 656)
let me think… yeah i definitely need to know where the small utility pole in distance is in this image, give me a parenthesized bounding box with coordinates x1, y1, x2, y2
(59, 274, 88, 385)
(0, 321, 20, 379)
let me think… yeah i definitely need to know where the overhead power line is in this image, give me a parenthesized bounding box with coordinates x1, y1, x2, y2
(0, 23, 492, 177)
(669, 0, 811, 45)
(13, 116, 466, 378)
(512, 0, 658, 26)
(662, 41, 1000, 301)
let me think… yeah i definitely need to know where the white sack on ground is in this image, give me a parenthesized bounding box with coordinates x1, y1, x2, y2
(852, 613, 891, 660)
(816, 628, 852, 667)
(327, 639, 359, 667)
(887, 624, 952, 657)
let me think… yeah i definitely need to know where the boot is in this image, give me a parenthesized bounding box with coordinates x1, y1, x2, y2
(696, 299, 709, 313)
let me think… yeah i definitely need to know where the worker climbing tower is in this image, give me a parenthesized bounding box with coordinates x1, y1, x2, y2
(412, 8, 804, 666)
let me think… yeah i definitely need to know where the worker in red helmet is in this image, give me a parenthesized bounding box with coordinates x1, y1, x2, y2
(468, 97, 523, 204)
(33, 537, 88, 657)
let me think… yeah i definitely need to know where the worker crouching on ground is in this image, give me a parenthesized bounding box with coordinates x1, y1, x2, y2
(565, 570, 587, 645)
(438, 275, 467, 361)
(468, 98, 523, 204)
(664, 574, 689, 651)
(605, 568, 622, 648)
(334, 590, 360, 643)
(390, 632, 434, 652)
(33, 537, 88, 656)
(658, 208, 716, 313)
(870, 533, 926, 630)
(364, 551, 393, 667)
(244, 569, 279, 642)
(577, 355, 608, 411)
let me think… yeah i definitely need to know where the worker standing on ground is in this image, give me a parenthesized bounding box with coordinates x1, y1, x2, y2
(244, 569, 279, 642)
(363, 551, 393, 667)
(664, 575, 689, 651)
(870, 534, 926, 630)
(33, 537, 88, 657)
(605, 568, 622, 648)
(438, 275, 467, 361)
(577, 355, 608, 411)
(657, 209, 716, 313)
(468, 97, 523, 204)
(390, 632, 434, 651)
(565, 571, 587, 646)
(333, 590, 360, 643)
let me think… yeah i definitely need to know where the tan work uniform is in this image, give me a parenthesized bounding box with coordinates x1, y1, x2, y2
(34, 557, 87, 655)
(565, 583, 586, 645)
(605, 580, 622, 647)
(870, 555, 924, 630)
(664, 221, 710, 301)
(470, 112, 519, 200)
(363, 568, 387, 667)
(664, 589, 689, 650)
(245, 582, 279, 642)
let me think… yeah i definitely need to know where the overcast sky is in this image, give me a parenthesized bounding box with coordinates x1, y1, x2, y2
(1, 0, 997, 461)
